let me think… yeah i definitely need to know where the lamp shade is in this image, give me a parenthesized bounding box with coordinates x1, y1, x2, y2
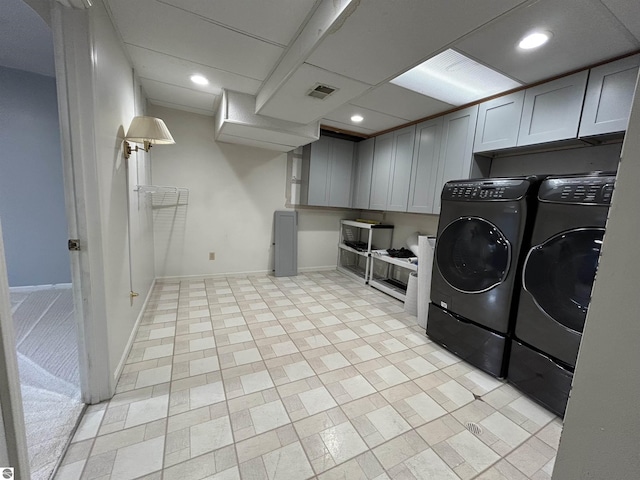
(125, 116, 175, 145)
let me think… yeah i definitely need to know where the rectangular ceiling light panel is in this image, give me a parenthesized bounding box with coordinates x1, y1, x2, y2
(391, 49, 522, 105)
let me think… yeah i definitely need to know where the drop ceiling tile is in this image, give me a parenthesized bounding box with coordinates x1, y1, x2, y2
(323, 104, 409, 134)
(127, 45, 262, 96)
(306, 0, 530, 85)
(351, 84, 456, 122)
(257, 63, 372, 124)
(106, 0, 283, 80)
(600, 0, 640, 41)
(142, 78, 218, 116)
(159, 0, 318, 46)
(455, 0, 639, 84)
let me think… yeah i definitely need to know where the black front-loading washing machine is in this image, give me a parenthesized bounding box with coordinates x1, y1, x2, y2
(508, 172, 616, 416)
(427, 176, 541, 377)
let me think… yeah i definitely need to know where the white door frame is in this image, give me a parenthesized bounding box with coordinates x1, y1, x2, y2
(0, 2, 113, 476)
(0, 221, 30, 480)
(51, 2, 113, 404)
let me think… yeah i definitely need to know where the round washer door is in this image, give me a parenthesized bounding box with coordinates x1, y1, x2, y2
(523, 228, 604, 333)
(436, 217, 511, 293)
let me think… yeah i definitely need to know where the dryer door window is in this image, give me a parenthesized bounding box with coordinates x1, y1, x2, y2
(523, 228, 605, 333)
(436, 217, 511, 293)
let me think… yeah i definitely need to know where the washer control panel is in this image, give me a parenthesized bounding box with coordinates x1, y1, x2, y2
(539, 174, 616, 205)
(442, 178, 532, 201)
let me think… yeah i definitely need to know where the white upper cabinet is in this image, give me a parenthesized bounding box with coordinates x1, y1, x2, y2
(579, 54, 640, 137)
(351, 137, 375, 209)
(307, 135, 331, 206)
(407, 117, 444, 214)
(369, 126, 416, 211)
(387, 126, 416, 212)
(517, 71, 589, 146)
(369, 131, 393, 210)
(328, 137, 355, 207)
(307, 135, 354, 208)
(474, 91, 525, 152)
(433, 105, 479, 214)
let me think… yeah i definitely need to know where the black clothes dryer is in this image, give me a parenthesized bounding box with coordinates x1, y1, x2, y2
(508, 172, 616, 416)
(428, 176, 541, 378)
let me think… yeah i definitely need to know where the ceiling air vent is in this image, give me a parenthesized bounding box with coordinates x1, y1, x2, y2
(307, 84, 338, 100)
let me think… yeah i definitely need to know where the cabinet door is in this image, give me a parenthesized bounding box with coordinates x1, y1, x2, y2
(387, 125, 416, 212)
(474, 91, 525, 152)
(351, 137, 374, 209)
(327, 137, 354, 208)
(307, 136, 331, 206)
(517, 71, 588, 146)
(407, 117, 443, 214)
(433, 105, 479, 214)
(369, 132, 393, 210)
(579, 54, 640, 137)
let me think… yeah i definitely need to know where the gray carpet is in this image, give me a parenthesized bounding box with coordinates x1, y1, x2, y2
(10, 286, 84, 480)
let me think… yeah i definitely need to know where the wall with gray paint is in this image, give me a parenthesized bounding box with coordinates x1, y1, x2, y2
(0, 66, 70, 287)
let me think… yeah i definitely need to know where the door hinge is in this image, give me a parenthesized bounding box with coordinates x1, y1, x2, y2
(68, 239, 81, 251)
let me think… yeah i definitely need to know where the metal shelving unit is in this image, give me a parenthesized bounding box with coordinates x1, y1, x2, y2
(369, 254, 417, 301)
(337, 220, 393, 283)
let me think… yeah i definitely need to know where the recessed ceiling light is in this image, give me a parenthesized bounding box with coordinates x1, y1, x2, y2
(390, 49, 522, 106)
(518, 31, 551, 50)
(190, 74, 209, 85)
(351, 114, 364, 123)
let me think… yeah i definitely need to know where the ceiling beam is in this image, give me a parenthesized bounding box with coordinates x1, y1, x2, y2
(255, 0, 357, 115)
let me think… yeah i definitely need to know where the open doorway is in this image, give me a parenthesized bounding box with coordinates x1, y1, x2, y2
(0, 1, 84, 478)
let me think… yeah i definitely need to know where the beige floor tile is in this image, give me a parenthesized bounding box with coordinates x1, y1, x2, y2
(372, 430, 428, 470)
(250, 400, 291, 434)
(124, 394, 169, 429)
(302, 421, 369, 473)
(262, 441, 315, 480)
(57, 273, 562, 480)
(506, 436, 557, 477)
(189, 355, 220, 376)
(390, 448, 460, 480)
(110, 435, 164, 480)
(501, 395, 557, 434)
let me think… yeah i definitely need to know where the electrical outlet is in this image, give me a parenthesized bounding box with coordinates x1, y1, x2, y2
(209, 252, 216, 261)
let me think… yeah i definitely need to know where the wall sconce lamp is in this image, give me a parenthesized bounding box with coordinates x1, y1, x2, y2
(123, 116, 175, 159)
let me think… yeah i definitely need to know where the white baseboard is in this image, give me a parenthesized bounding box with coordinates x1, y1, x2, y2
(155, 270, 271, 282)
(155, 267, 337, 282)
(113, 278, 156, 384)
(298, 266, 337, 272)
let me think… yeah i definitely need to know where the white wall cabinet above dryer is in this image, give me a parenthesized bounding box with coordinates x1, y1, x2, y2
(579, 54, 640, 138)
(306, 135, 354, 208)
(351, 137, 375, 209)
(433, 105, 479, 214)
(407, 117, 443, 214)
(474, 91, 525, 153)
(369, 125, 416, 212)
(517, 71, 589, 147)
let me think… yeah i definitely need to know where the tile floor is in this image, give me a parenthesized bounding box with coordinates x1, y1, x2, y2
(54, 271, 562, 480)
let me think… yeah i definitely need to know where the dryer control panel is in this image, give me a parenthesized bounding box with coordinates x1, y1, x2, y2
(442, 178, 533, 201)
(539, 174, 616, 205)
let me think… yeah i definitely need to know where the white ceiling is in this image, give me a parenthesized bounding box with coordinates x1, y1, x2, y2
(103, 0, 640, 136)
(4, 0, 640, 137)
